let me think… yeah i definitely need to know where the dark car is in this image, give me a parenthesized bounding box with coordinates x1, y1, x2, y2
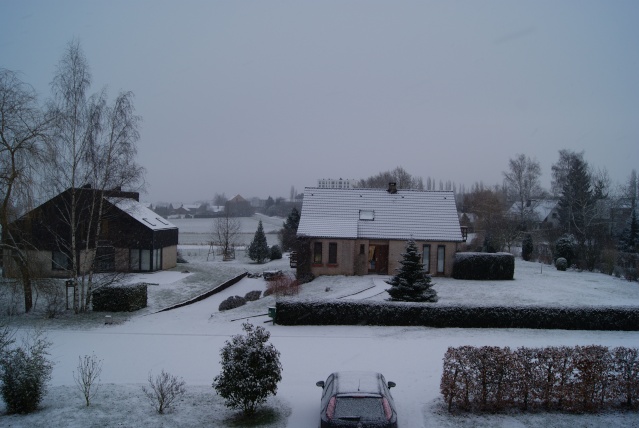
(316, 371, 398, 428)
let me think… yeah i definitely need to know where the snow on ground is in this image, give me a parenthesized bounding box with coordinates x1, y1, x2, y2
(1, 223, 639, 427)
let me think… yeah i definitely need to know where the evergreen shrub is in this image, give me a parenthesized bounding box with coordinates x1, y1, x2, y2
(244, 290, 262, 302)
(556, 257, 568, 271)
(521, 234, 534, 261)
(218, 295, 246, 311)
(92, 283, 147, 312)
(269, 245, 282, 260)
(274, 300, 639, 330)
(452, 252, 515, 280)
(0, 331, 53, 414)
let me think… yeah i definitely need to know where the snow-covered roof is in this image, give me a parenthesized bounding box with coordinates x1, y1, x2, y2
(508, 199, 559, 222)
(297, 187, 463, 241)
(107, 197, 177, 231)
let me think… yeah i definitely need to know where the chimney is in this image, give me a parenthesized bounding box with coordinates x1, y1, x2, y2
(387, 182, 397, 194)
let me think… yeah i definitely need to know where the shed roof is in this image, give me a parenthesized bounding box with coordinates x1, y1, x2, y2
(297, 187, 463, 242)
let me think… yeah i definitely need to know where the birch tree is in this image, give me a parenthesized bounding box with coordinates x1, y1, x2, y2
(45, 40, 144, 312)
(503, 154, 543, 228)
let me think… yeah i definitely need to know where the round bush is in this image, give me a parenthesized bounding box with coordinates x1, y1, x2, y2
(219, 295, 246, 311)
(269, 245, 283, 260)
(556, 257, 568, 271)
(244, 290, 262, 301)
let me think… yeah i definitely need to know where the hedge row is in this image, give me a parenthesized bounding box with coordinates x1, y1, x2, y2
(92, 282, 147, 312)
(274, 300, 639, 330)
(452, 252, 515, 280)
(441, 345, 639, 413)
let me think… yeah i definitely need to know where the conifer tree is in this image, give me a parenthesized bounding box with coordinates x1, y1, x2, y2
(386, 240, 437, 302)
(618, 209, 639, 254)
(278, 207, 300, 251)
(248, 220, 269, 263)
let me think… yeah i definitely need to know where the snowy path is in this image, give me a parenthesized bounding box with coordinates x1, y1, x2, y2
(337, 276, 390, 300)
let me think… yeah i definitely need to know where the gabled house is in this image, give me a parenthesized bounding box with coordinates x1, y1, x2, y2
(507, 199, 560, 229)
(296, 184, 465, 277)
(3, 187, 178, 278)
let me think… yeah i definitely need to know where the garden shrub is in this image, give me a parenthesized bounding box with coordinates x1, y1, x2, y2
(269, 245, 282, 260)
(213, 322, 282, 416)
(244, 290, 262, 302)
(274, 300, 639, 330)
(556, 257, 568, 271)
(555, 235, 575, 267)
(441, 345, 639, 413)
(264, 274, 299, 297)
(92, 283, 147, 312)
(0, 331, 53, 414)
(218, 296, 246, 311)
(452, 252, 515, 280)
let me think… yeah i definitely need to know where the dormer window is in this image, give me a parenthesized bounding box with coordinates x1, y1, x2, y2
(359, 210, 374, 221)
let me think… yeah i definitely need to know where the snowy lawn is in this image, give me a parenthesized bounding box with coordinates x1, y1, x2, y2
(1, 241, 639, 427)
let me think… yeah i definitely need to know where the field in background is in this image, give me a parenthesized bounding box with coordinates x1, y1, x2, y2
(171, 214, 285, 246)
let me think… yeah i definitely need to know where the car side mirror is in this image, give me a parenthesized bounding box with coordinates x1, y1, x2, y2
(316, 381, 325, 388)
(387, 381, 396, 389)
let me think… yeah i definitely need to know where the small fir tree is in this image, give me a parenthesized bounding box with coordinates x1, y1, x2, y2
(521, 234, 534, 261)
(248, 220, 269, 263)
(386, 239, 438, 302)
(213, 322, 282, 416)
(618, 209, 639, 254)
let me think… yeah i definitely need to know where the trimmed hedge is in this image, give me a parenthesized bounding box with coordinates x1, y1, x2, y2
(452, 252, 514, 280)
(92, 282, 147, 312)
(274, 300, 639, 330)
(441, 345, 639, 412)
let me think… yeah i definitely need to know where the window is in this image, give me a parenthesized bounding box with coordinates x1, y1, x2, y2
(328, 243, 337, 264)
(313, 242, 323, 264)
(96, 246, 115, 272)
(423, 244, 431, 273)
(52, 250, 71, 271)
(130, 249, 140, 271)
(437, 245, 445, 274)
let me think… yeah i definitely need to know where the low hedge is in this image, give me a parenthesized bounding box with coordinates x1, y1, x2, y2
(452, 252, 515, 280)
(441, 345, 639, 412)
(92, 282, 147, 312)
(274, 300, 639, 330)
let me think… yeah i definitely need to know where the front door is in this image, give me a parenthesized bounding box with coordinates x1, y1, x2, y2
(368, 244, 389, 274)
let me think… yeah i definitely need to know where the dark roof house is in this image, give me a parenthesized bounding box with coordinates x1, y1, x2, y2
(3, 187, 178, 278)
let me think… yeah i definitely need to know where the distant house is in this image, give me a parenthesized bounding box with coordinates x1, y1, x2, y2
(507, 199, 560, 229)
(2, 187, 178, 278)
(226, 195, 254, 217)
(296, 183, 465, 277)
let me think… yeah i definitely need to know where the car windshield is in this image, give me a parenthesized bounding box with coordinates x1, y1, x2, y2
(334, 396, 385, 420)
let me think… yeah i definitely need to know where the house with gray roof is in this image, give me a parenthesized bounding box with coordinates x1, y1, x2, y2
(296, 183, 466, 277)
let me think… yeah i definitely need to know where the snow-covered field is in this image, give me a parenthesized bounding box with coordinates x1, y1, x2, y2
(1, 220, 639, 427)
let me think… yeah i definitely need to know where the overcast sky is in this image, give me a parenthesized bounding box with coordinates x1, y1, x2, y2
(2, 1, 638, 204)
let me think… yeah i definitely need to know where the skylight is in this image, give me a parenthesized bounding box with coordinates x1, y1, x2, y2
(359, 210, 374, 221)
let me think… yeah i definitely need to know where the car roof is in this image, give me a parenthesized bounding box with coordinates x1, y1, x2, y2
(331, 371, 385, 395)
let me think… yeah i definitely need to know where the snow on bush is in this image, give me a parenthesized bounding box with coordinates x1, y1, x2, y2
(556, 257, 568, 271)
(218, 295, 246, 311)
(441, 345, 639, 413)
(0, 330, 53, 414)
(212, 322, 282, 416)
(452, 252, 514, 280)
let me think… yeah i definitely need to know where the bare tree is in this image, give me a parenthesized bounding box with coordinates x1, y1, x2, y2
(212, 210, 241, 260)
(357, 166, 424, 189)
(503, 154, 543, 229)
(43, 40, 144, 312)
(142, 370, 186, 414)
(73, 353, 103, 406)
(0, 69, 51, 313)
